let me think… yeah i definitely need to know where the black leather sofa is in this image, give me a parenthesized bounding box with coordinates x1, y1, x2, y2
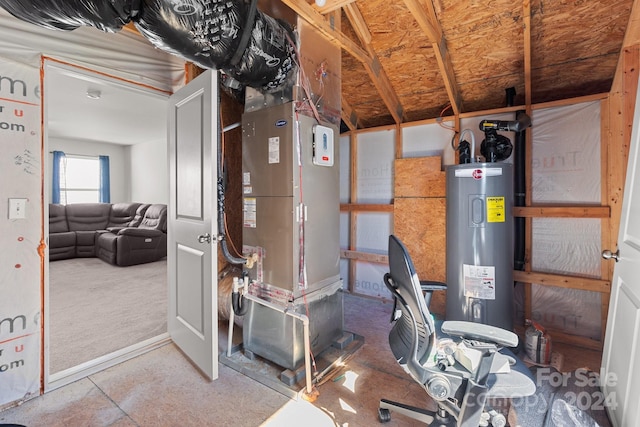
(49, 202, 167, 266)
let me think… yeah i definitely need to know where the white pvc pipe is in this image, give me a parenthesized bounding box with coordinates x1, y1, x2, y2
(459, 128, 476, 163)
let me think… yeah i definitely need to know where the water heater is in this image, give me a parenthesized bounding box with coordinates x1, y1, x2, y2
(446, 162, 514, 331)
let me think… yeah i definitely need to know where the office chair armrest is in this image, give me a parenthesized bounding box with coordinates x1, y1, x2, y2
(441, 320, 518, 348)
(419, 281, 447, 292)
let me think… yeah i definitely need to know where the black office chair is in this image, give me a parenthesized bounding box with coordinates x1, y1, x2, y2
(378, 235, 536, 426)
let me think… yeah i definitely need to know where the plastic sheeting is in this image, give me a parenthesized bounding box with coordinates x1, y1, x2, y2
(0, 57, 42, 407)
(0, 8, 185, 92)
(355, 129, 395, 204)
(527, 101, 603, 339)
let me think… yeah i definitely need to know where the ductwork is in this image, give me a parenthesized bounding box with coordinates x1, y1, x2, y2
(0, 0, 297, 93)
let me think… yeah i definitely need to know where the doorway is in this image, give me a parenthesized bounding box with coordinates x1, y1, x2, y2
(43, 60, 170, 390)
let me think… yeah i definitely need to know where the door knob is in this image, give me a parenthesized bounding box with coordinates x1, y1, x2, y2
(197, 233, 212, 244)
(602, 249, 620, 262)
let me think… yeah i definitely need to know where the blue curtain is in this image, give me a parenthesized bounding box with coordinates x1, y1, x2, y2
(51, 150, 65, 204)
(99, 155, 110, 203)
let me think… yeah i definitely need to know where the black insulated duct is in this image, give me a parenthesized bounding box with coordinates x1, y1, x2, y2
(0, 0, 297, 93)
(0, 0, 137, 32)
(135, 0, 296, 92)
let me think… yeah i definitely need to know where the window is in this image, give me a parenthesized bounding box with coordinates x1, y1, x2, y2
(52, 151, 110, 204)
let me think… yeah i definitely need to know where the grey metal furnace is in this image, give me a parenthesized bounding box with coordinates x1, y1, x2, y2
(241, 101, 343, 370)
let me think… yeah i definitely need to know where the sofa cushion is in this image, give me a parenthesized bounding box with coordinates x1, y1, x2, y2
(139, 204, 167, 232)
(66, 203, 111, 231)
(49, 203, 69, 233)
(107, 202, 142, 228)
(130, 204, 151, 227)
(49, 231, 76, 261)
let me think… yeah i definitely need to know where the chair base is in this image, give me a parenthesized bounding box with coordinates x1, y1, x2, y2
(378, 398, 456, 426)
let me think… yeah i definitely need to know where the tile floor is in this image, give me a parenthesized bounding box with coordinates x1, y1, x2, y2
(0, 294, 603, 427)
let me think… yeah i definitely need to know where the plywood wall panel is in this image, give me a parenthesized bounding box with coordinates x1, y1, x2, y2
(393, 197, 447, 316)
(394, 157, 446, 198)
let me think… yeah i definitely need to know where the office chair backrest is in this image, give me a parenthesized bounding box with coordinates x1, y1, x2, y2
(385, 234, 437, 384)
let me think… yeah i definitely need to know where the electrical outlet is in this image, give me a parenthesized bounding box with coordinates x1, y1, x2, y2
(8, 198, 27, 219)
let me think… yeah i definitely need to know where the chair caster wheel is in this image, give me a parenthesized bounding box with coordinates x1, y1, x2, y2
(378, 407, 391, 423)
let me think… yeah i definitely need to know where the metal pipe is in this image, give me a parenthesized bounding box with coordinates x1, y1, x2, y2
(243, 292, 313, 395)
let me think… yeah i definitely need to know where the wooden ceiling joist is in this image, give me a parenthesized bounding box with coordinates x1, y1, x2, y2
(403, 0, 462, 115)
(344, 2, 406, 123)
(341, 97, 361, 130)
(281, 0, 369, 62)
(312, 0, 356, 14)
(523, 0, 532, 106)
(282, 0, 406, 123)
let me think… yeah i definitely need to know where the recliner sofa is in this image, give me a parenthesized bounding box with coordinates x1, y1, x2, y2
(48, 202, 167, 266)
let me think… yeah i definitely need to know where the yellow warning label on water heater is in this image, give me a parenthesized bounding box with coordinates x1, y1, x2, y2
(486, 197, 505, 223)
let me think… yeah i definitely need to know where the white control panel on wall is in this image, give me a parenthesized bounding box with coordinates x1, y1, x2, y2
(313, 125, 334, 167)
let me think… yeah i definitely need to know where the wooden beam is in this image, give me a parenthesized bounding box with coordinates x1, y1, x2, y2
(544, 328, 603, 351)
(342, 3, 371, 44)
(513, 271, 611, 294)
(283, 0, 405, 123)
(512, 205, 610, 218)
(280, 0, 370, 63)
(341, 97, 360, 131)
(523, 0, 532, 106)
(343, 3, 406, 123)
(340, 203, 394, 212)
(349, 133, 358, 293)
(340, 250, 389, 264)
(312, 0, 355, 14)
(403, 0, 462, 115)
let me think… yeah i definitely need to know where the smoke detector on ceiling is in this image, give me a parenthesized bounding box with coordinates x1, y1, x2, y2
(86, 89, 102, 100)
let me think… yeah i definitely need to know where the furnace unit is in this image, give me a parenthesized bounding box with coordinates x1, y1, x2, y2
(241, 101, 342, 370)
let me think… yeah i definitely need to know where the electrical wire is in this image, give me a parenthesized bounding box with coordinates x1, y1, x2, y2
(285, 31, 322, 124)
(294, 109, 318, 377)
(219, 110, 247, 261)
(438, 104, 456, 131)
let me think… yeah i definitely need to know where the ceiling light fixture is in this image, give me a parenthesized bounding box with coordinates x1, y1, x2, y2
(86, 89, 101, 100)
(315, 0, 326, 7)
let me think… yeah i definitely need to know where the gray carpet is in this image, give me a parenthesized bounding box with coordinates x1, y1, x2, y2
(49, 257, 167, 373)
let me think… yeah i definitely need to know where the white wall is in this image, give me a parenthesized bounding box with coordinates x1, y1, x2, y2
(48, 138, 129, 204)
(128, 139, 168, 205)
(0, 7, 184, 408)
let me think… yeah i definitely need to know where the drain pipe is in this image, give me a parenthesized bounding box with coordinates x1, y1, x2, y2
(506, 87, 526, 272)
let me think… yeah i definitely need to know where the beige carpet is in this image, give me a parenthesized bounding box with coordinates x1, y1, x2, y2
(49, 257, 167, 373)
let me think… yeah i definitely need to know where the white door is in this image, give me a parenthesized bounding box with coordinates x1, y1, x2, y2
(601, 80, 640, 426)
(167, 70, 218, 380)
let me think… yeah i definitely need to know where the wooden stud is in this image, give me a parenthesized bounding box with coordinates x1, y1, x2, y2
(341, 97, 360, 131)
(349, 133, 358, 294)
(523, 0, 532, 106)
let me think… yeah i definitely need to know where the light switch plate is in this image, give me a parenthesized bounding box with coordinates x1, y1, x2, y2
(9, 198, 27, 219)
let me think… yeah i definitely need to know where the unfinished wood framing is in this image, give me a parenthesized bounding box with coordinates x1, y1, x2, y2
(340, 91, 627, 349)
